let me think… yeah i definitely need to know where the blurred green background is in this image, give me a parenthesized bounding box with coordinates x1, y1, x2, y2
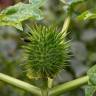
(0, 0, 96, 96)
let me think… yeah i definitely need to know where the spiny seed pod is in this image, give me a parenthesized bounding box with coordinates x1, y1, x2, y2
(23, 25, 70, 78)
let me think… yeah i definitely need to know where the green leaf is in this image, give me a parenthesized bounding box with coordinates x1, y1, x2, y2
(66, 0, 84, 5)
(78, 10, 96, 20)
(61, 0, 84, 5)
(29, 0, 45, 7)
(85, 85, 96, 96)
(61, 0, 85, 14)
(68, 0, 85, 10)
(0, 21, 23, 30)
(88, 65, 96, 85)
(85, 65, 96, 96)
(0, 1, 44, 30)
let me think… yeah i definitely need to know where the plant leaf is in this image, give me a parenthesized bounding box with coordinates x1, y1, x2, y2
(0, 21, 23, 30)
(65, 0, 84, 5)
(85, 65, 96, 96)
(88, 65, 96, 85)
(29, 0, 45, 7)
(87, 65, 96, 85)
(0, 2, 44, 30)
(78, 10, 96, 20)
(61, 0, 85, 14)
(85, 85, 96, 96)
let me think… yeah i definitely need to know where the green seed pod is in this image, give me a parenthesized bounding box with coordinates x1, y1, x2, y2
(23, 25, 70, 78)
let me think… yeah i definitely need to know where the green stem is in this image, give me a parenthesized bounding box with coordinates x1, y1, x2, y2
(41, 89, 48, 96)
(49, 76, 89, 96)
(0, 73, 41, 96)
(40, 78, 48, 96)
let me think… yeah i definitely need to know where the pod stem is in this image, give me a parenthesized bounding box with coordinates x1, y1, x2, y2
(40, 78, 48, 96)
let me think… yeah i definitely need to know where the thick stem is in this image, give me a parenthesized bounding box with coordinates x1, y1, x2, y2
(41, 88, 48, 96)
(0, 73, 41, 96)
(40, 78, 48, 96)
(49, 76, 89, 96)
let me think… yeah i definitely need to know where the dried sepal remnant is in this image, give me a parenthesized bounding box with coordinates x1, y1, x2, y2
(23, 25, 70, 78)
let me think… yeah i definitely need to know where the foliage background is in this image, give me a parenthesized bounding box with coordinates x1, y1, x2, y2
(0, 0, 96, 96)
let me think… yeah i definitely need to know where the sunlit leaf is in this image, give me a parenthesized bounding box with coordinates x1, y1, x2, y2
(65, 0, 84, 5)
(29, 0, 45, 7)
(85, 65, 96, 96)
(85, 85, 96, 96)
(0, 1, 44, 30)
(0, 21, 23, 30)
(61, 0, 85, 14)
(78, 10, 96, 20)
(88, 65, 96, 85)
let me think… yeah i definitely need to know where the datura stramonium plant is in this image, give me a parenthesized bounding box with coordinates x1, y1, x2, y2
(23, 25, 70, 79)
